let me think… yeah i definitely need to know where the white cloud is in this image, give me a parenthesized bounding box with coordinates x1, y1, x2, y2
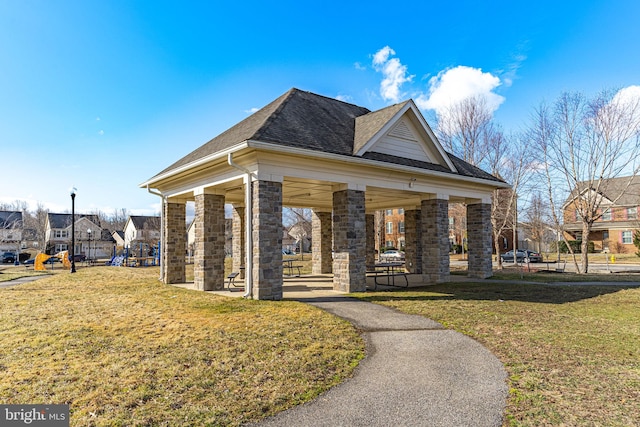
(607, 85, 640, 131)
(415, 65, 505, 117)
(371, 46, 414, 103)
(244, 107, 259, 114)
(335, 94, 353, 103)
(354, 62, 366, 71)
(611, 85, 640, 107)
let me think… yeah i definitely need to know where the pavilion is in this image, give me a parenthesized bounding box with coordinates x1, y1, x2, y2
(140, 88, 509, 300)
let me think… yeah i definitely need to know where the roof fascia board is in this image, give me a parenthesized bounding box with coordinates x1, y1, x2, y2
(247, 140, 509, 190)
(139, 141, 250, 188)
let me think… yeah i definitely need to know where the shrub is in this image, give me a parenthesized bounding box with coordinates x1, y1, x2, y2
(558, 240, 595, 253)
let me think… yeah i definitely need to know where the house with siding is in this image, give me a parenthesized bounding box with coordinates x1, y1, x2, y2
(123, 216, 161, 256)
(45, 213, 114, 259)
(0, 211, 23, 253)
(563, 176, 640, 253)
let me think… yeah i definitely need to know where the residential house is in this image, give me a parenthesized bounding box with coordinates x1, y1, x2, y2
(563, 176, 640, 253)
(123, 216, 161, 257)
(383, 208, 405, 249)
(45, 213, 114, 259)
(0, 211, 22, 253)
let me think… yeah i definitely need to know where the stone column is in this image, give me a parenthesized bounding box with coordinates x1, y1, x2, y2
(193, 192, 225, 291)
(404, 208, 422, 274)
(332, 188, 366, 292)
(163, 200, 186, 284)
(421, 198, 450, 283)
(252, 180, 283, 300)
(232, 205, 245, 278)
(467, 202, 493, 278)
(312, 210, 332, 274)
(366, 214, 376, 267)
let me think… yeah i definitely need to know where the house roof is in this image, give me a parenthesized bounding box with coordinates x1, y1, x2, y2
(0, 211, 22, 229)
(128, 215, 160, 230)
(47, 213, 100, 229)
(564, 175, 640, 208)
(148, 88, 504, 185)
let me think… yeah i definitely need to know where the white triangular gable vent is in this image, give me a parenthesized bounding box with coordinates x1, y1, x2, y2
(370, 117, 433, 163)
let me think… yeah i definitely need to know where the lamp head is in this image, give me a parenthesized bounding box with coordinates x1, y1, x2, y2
(69, 187, 77, 197)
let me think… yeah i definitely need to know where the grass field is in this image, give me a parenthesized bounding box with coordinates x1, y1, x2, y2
(354, 282, 640, 426)
(0, 267, 364, 426)
(3, 258, 639, 426)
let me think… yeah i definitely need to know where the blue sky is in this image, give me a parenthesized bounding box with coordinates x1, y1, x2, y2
(1, 0, 639, 216)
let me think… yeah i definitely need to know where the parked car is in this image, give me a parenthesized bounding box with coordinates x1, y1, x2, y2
(23, 257, 61, 265)
(500, 250, 542, 263)
(500, 250, 527, 263)
(2, 252, 16, 263)
(380, 249, 405, 261)
(523, 250, 542, 263)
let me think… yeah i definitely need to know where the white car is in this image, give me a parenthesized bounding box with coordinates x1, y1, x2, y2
(380, 250, 405, 261)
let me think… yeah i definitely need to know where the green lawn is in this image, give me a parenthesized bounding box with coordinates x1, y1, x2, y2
(353, 282, 640, 426)
(0, 267, 364, 426)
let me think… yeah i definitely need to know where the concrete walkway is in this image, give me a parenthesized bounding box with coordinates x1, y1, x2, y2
(247, 292, 508, 427)
(0, 275, 48, 288)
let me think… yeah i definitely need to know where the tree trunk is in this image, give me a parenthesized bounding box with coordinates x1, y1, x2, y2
(494, 238, 503, 270)
(580, 223, 591, 274)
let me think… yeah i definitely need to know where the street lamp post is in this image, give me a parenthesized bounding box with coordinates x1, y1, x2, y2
(87, 228, 92, 263)
(70, 187, 77, 273)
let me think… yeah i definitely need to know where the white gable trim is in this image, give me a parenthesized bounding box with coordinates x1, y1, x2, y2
(354, 101, 457, 173)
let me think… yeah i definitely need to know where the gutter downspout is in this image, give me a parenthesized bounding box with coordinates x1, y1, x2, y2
(227, 153, 253, 299)
(147, 186, 165, 282)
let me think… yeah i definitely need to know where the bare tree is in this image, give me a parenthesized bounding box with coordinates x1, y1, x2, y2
(486, 132, 533, 269)
(530, 89, 640, 273)
(522, 192, 552, 254)
(436, 96, 498, 167)
(284, 208, 312, 255)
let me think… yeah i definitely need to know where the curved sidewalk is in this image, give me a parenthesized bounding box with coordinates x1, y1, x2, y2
(250, 296, 507, 427)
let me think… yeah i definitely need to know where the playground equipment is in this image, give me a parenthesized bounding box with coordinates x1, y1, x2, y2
(34, 251, 71, 271)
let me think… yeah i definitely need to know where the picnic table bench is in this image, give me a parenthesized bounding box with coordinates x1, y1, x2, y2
(367, 262, 408, 290)
(283, 259, 303, 277)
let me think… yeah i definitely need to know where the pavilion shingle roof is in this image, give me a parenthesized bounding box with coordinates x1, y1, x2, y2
(151, 88, 504, 184)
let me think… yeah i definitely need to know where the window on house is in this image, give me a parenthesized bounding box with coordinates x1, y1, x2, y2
(386, 241, 394, 248)
(575, 211, 582, 222)
(603, 231, 609, 241)
(55, 244, 68, 252)
(398, 208, 404, 214)
(627, 207, 637, 220)
(399, 221, 405, 233)
(386, 209, 393, 216)
(386, 222, 393, 234)
(601, 208, 611, 221)
(54, 230, 68, 239)
(622, 230, 633, 244)
(575, 232, 582, 241)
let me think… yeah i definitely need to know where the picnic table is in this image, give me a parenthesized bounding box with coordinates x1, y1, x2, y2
(367, 262, 408, 289)
(283, 259, 303, 277)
